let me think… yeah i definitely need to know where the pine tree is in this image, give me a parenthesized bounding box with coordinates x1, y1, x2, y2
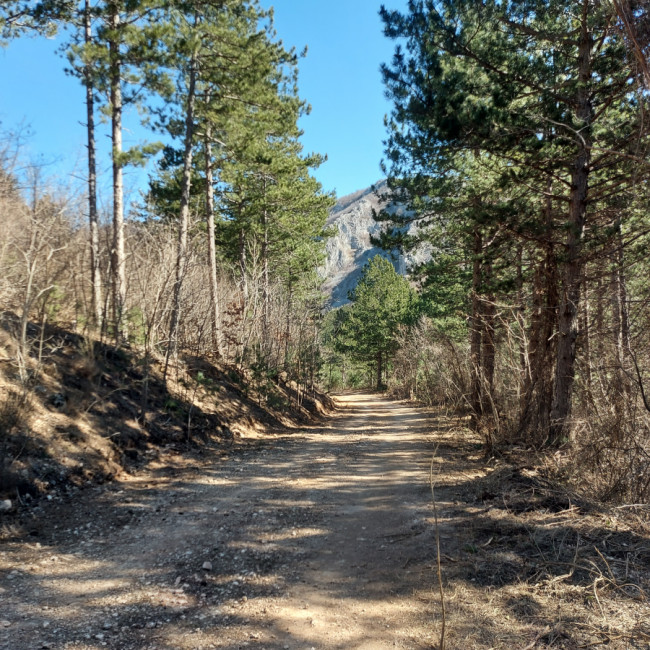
(75, 0, 167, 340)
(0, 2, 42, 41)
(56, 0, 104, 328)
(335, 255, 416, 390)
(159, 0, 273, 363)
(6, 0, 105, 328)
(380, 0, 650, 443)
(146, 1, 333, 371)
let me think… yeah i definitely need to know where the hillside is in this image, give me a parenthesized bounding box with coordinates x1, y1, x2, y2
(0, 321, 333, 507)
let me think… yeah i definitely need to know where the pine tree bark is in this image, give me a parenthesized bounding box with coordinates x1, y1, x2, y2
(85, 0, 102, 330)
(516, 245, 527, 405)
(284, 280, 292, 368)
(611, 219, 630, 361)
(261, 180, 270, 351)
(581, 268, 592, 390)
(549, 6, 592, 444)
(595, 275, 604, 347)
(376, 350, 382, 390)
(518, 185, 558, 443)
(166, 45, 197, 371)
(610, 218, 631, 432)
(470, 228, 483, 429)
(109, 1, 126, 341)
(238, 227, 248, 307)
(204, 131, 223, 358)
(482, 260, 496, 398)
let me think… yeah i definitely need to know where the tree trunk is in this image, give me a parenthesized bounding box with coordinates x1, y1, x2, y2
(469, 228, 483, 429)
(166, 44, 197, 376)
(85, 0, 102, 330)
(284, 280, 292, 368)
(482, 260, 496, 398)
(611, 219, 630, 361)
(18, 222, 39, 384)
(516, 245, 527, 403)
(610, 218, 631, 431)
(109, 2, 126, 341)
(518, 185, 558, 443)
(549, 6, 592, 444)
(376, 350, 383, 390)
(581, 268, 592, 391)
(261, 182, 270, 351)
(204, 130, 223, 358)
(238, 227, 248, 306)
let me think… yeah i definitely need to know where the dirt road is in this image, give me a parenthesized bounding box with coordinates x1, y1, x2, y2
(3, 393, 649, 649)
(0, 393, 441, 650)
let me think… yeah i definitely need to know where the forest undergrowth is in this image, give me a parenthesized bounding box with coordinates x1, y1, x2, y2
(424, 407, 650, 649)
(379, 317, 650, 509)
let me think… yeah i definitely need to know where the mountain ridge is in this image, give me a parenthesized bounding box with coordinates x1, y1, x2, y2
(321, 181, 429, 307)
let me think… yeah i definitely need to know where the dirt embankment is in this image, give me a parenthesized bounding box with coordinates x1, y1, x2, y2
(0, 324, 333, 507)
(1, 392, 649, 649)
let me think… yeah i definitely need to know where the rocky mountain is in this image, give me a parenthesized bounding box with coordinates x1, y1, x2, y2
(320, 182, 429, 307)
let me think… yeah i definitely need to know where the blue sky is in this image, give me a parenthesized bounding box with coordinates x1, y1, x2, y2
(0, 1, 405, 204)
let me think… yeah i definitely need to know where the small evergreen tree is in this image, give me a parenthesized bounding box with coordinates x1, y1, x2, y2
(335, 255, 416, 390)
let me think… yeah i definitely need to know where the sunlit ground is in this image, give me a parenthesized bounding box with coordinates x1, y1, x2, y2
(1, 393, 648, 649)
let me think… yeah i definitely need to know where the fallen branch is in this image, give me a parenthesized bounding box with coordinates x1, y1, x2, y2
(522, 626, 551, 650)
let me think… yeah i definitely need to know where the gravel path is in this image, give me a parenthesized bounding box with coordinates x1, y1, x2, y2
(0, 393, 440, 650)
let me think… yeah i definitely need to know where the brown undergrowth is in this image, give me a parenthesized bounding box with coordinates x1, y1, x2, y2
(0, 319, 334, 507)
(427, 410, 650, 649)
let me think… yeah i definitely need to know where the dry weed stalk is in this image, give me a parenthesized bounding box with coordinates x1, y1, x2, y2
(429, 445, 446, 650)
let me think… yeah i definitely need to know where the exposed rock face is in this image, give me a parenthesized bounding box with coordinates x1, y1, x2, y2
(321, 182, 428, 307)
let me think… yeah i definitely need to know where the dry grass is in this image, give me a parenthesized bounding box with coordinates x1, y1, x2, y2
(422, 410, 650, 649)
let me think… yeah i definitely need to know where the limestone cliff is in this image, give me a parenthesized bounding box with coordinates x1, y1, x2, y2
(321, 182, 428, 307)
